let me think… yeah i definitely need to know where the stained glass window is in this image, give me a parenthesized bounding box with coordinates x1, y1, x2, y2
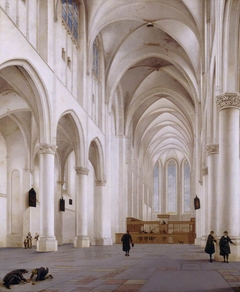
(62, 0, 79, 41)
(167, 160, 177, 213)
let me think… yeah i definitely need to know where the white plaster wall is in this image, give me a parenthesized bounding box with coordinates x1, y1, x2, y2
(62, 209, 75, 244)
(6, 127, 26, 237)
(0, 196, 7, 246)
(0, 134, 6, 194)
(23, 205, 40, 246)
(87, 162, 95, 244)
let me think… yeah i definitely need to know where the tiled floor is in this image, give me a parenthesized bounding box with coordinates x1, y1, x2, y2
(0, 243, 240, 291)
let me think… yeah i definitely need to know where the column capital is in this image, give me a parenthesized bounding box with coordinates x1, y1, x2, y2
(38, 143, 58, 155)
(216, 92, 240, 111)
(207, 144, 219, 156)
(57, 180, 65, 186)
(95, 180, 107, 186)
(75, 166, 89, 175)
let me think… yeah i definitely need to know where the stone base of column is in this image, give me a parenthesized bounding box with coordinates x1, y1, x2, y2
(37, 236, 58, 252)
(56, 235, 63, 245)
(194, 237, 201, 246)
(94, 237, 112, 246)
(6, 235, 23, 248)
(214, 237, 240, 262)
(74, 236, 90, 248)
(200, 235, 207, 248)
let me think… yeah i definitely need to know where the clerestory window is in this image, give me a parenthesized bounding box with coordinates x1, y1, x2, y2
(62, 0, 79, 41)
(92, 37, 99, 78)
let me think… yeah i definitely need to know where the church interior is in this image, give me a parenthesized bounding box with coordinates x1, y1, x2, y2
(0, 0, 240, 260)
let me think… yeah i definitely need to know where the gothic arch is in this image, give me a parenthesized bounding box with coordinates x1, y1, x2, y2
(0, 60, 51, 143)
(57, 111, 86, 167)
(88, 138, 105, 181)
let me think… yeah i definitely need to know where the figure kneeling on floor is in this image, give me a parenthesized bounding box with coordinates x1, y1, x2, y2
(29, 266, 53, 285)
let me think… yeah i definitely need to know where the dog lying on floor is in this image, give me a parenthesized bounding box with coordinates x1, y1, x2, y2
(29, 266, 53, 285)
(3, 269, 29, 289)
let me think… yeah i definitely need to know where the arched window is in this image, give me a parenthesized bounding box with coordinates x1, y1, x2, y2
(167, 160, 177, 213)
(91, 37, 101, 125)
(62, 0, 79, 41)
(92, 37, 99, 78)
(153, 162, 159, 213)
(183, 160, 190, 213)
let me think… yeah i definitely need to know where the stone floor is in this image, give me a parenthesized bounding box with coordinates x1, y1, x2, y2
(0, 243, 240, 291)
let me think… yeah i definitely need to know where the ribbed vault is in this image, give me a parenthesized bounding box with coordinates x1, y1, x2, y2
(88, 0, 202, 166)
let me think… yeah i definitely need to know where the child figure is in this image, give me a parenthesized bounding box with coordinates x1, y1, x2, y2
(26, 232, 32, 248)
(23, 238, 28, 249)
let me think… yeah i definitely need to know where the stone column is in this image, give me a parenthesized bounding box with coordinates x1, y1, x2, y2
(95, 180, 112, 245)
(200, 162, 208, 247)
(74, 166, 90, 248)
(37, 143, 58, 252)
(216, 93, 240, 260)
(201, 164, 208, 244)
(206, 144, 219, 233)
(57, 180, 64, 245)
(118, 136, 128, 232)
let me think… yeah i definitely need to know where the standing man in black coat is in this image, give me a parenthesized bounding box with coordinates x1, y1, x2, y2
(205, 231, 217, 262)
(219, 231, 235, 263)
(121, 231, 133, 256)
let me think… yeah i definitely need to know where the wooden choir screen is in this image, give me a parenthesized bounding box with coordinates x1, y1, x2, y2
(116, 217, 196, 244)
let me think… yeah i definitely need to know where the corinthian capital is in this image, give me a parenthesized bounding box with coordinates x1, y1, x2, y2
(216, 92, 240, 111)
(38, 143, 58, 155)
(207, 144, 219, 156)
(75, 166, 89, 175)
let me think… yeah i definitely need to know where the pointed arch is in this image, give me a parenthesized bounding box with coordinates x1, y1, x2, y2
(0, 60, 51, 143)
(57, 110, 86, 166)
(88, 138, 105, 180)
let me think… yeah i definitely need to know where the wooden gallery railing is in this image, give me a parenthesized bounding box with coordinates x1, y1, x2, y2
(115, 217, 196, 244)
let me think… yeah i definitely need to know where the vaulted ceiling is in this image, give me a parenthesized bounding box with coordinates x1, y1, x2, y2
(88, 0, 203, 166)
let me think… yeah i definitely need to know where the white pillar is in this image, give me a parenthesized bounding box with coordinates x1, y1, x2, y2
(206, 144, 219, 233)
(37, 144, 58, 252)
(56, 180, 65, 245)
(216, 93, 240, 260)
(95, 180, 112, 245)
(74, 166, 90, 248)
(118, 136, 128, 231)
(200, 164, 208, 247)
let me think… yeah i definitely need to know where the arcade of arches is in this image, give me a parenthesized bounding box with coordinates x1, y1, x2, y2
(0, 0, 240, 260)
